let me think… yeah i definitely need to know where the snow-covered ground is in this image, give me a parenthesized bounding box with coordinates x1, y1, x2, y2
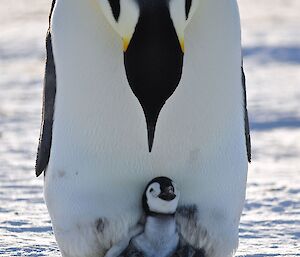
(0, 0, 299, 256)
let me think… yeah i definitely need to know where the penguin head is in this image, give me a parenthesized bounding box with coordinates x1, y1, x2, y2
(97, 0, 199, 152)
(142, 177, 180, 215)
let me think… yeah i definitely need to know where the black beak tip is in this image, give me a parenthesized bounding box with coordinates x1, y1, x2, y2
(159, 191, 176, 201)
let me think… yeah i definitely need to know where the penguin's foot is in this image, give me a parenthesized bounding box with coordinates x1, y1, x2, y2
(172, 244, 205, 257)
(118, 242, 145, 257)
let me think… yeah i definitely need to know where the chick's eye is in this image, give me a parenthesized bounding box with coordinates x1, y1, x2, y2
(150, 188, 154, 193)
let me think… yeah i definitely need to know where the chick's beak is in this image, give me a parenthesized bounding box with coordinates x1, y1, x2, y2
(159, 186, 176, 201)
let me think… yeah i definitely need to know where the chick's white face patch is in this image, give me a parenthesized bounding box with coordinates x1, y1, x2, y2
(146, 182, 180, 214)
(147, 182, 161, 198)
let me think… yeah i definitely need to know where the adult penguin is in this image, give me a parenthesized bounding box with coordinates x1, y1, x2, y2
(36, 0, 251, 256)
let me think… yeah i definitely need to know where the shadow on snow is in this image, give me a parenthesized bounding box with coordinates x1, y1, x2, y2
(243, 46, 300, 64)
(250, 118, 300, 131)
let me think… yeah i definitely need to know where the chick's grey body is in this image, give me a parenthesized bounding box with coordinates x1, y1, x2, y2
(123, 215, 179, 257)
(119, 177, 180, 257)
(120, 215, 205, 257)
(117, 177, 204, 257)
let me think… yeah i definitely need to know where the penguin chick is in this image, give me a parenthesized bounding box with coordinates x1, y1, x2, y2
(106, 177, 204, 257)
(121, 176, 180, 257)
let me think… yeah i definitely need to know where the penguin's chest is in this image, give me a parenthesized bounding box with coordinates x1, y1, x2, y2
(133, 233, 179, 257)
(132, 217, 179, 257)
(51, 0, 246, 209)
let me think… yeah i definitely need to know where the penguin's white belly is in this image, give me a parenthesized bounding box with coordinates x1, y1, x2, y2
(45, 0, 248, 256)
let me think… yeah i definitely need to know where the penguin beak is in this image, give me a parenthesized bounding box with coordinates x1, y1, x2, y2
(123, 2, 184, 152)
(159, 186, 176, 201)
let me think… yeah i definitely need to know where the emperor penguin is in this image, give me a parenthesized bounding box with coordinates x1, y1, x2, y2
(36, 0, 251, 257)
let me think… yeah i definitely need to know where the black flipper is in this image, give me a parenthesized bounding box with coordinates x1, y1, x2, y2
(242, 65, 251, 163)
(35, 0, 57, 177)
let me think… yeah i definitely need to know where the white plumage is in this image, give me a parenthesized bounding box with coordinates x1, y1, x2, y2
(39, 0, 249, 256)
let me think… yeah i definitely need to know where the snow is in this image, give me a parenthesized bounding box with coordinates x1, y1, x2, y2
(0, 0, 299, 256)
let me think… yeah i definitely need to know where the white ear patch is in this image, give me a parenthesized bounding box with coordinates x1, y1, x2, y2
(97, 0, 139, 48)
(168, 0, 200, 51)
(118, 0, 139, 42)
(169, 0, 186, 42)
